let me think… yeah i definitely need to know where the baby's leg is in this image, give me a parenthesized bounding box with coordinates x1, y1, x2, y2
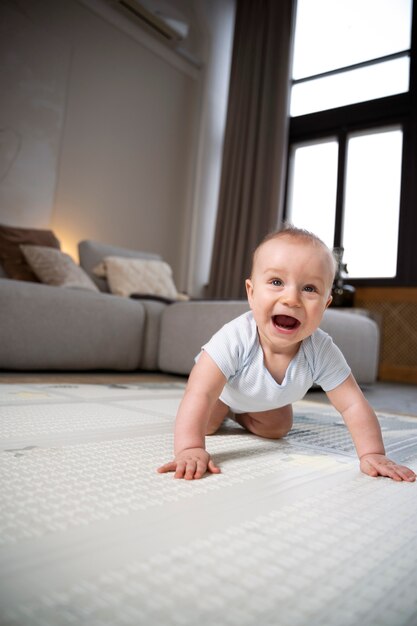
(205, 399, 231, 435)
(234, 405, 293, 439)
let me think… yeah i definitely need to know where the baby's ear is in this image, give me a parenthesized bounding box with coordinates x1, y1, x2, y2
(325, 294, 333, 309)
(246, 278, 254, 305)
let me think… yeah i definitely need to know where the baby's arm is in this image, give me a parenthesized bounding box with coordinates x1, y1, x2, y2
(157, 351, 227, 480)
(327, 374, 416, 482)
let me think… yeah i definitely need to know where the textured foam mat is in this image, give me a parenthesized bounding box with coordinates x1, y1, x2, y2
(0, 384, 416, 626)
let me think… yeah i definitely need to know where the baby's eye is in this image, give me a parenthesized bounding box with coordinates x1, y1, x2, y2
(303, 285, 317, 293)
(271, 279, 283, 287)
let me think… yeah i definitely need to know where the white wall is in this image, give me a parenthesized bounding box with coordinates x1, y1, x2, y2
(0, 0, 71, 228)
(51, 0, 200, 282)
(0, 0, 235, 294)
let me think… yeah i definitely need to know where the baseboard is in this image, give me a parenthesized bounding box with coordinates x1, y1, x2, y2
(378, 365, 417, 385)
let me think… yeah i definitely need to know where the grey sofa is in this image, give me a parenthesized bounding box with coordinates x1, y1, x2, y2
(0, 240, 381, 384)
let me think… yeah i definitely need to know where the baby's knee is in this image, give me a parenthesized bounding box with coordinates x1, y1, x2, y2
(244, 405, 293, 439)
(239, 415, 292, 440)
(259, 421, 292, 440)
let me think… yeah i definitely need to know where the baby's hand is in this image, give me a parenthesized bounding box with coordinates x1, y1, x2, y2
(360, 453, 416, 482)
(157, 447, 221, 480)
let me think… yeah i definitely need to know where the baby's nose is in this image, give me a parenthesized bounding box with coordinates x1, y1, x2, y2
(280, 286, 300, 306)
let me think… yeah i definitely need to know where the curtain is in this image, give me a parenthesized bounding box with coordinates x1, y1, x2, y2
(206, 0, 295, 299)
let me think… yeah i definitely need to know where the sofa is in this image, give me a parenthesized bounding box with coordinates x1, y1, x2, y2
(0, 237, 381, 384)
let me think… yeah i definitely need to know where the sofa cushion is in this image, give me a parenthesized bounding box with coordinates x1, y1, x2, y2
(20, 245, 99, 292)
(93, 256, 179, 299)
(0, 224, 60, 281)
(78, 240, 161, 292)
(0, 278, 145, 371)
(158, 301, 251, 374)
(158, 303, 380, 384)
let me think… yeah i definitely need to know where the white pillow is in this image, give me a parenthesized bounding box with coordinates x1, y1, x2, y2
(20, 245, 99, 292)
(93, 256, 180, 299)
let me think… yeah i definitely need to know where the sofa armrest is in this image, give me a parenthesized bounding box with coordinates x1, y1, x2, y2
(321, 308, 380, 384)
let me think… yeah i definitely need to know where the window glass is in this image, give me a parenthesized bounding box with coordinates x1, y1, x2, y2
(286, 140, 338, 249)
(292, 0, 412, 79)
(286, 0, 414, 284)
(342, 128, 403, 278)
(291, 57, 410, 117)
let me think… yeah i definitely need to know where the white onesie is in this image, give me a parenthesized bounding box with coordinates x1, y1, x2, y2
(199, 311, 351, 413)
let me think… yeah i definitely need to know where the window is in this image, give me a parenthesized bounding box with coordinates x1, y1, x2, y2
(287, 139, 338, 248)
(342, 128, 403, 278)
(285, 0, 417, 285)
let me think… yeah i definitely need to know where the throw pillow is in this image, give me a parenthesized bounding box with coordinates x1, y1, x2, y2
(20, 245, 99, 292)
(93, 256, 179, 299)
(78, 239, 162, 292)
(0, 224, 61, 281)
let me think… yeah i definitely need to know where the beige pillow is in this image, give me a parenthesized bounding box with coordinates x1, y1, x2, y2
(93, 256, 179, 298)
(20, 245, 99, 292)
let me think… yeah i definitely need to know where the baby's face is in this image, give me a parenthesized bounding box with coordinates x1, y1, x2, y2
(246, 237, 334, 356)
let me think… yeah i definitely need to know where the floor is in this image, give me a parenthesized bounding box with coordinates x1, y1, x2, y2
(1, 371, 416, 417)
(0, 371, 184, 385)
(306, 381, 417, 417)
(1, 381, 417, 625)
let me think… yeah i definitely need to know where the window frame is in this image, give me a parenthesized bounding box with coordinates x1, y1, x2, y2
(284, 0, 417, 287)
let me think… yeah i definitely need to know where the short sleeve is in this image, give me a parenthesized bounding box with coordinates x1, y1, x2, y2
(197, 312, 257, 381)
(310, 330, 351, 391)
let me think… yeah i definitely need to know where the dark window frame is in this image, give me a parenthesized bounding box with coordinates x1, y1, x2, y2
(284, 0, 417, 287)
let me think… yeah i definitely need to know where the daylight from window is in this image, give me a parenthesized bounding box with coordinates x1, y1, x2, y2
(291, 0, 412, 117)
(286, 140, 338, 249)
(342, 128, 403, 278)
(292, 0, 412, 79)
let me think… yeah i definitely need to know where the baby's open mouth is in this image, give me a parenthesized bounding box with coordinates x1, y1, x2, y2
(273, 315, 301, 331)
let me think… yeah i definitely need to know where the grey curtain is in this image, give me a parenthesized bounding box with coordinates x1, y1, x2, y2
(206, 0, 295, 299)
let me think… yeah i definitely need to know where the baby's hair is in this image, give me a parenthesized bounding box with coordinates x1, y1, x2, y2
(251, 223, 337, 281)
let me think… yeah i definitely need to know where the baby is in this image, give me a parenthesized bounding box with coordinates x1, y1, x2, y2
(158, 226, 416, 482)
